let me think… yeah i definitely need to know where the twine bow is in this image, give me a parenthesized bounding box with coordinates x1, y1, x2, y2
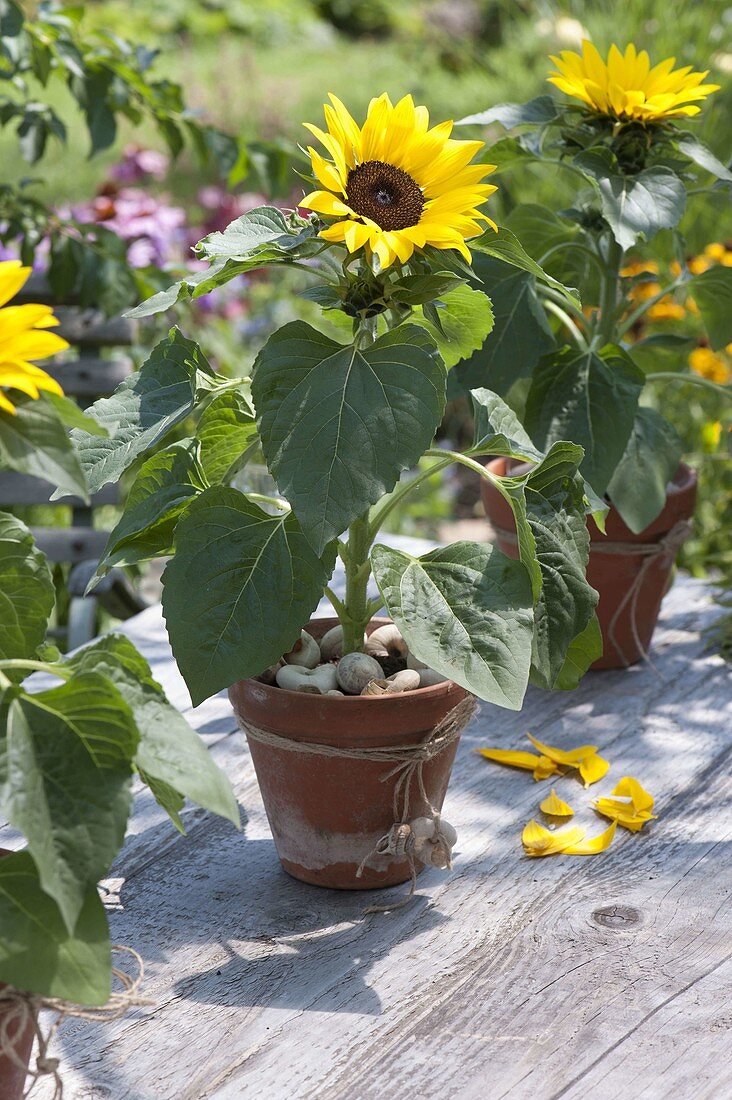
(600, 519, 693, 667)
(239, 694, 478, 914)
(0, 945, 149, 1100)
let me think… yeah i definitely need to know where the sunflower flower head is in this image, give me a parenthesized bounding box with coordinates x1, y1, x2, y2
(548, 41, 720, 123)
(301, 93, 497, 271)
(0, 260, 68, 416)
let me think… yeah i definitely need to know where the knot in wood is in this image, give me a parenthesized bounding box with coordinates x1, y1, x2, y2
(592, 904, 642, 929)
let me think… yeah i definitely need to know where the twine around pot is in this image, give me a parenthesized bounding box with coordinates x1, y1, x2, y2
(237, 693, 478, 914)
(0, 945, 150, 1100)
(491, 519, 692, 668)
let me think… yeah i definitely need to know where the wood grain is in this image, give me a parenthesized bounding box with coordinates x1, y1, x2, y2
(10, 564, 730, 1100)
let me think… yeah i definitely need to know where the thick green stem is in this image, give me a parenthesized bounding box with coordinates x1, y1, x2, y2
(369, 455, 454, 540)
(340, 511, 373, 654)
(595, 236, 624, 346)
(0, 659, 71, 680)
(543, 298, 588, 349)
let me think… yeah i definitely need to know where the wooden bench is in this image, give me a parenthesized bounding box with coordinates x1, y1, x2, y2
(9, 544, 730, 1100)
(0, 280, 149, 647)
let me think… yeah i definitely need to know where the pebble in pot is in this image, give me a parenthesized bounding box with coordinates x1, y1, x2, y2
(407, 652, 448, 687)
(365, 624, 408, 659)
(319, 625, 366, 661)
(276, 663, 339, 693)
(336, 652, 383, 695)
(283, 631, 321, 669)
(361, 669, 422, 695)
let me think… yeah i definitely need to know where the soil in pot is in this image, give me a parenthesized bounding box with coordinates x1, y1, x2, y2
(481, 459, 697, 670)
(229, 618, 470, 890)
(0, 852, 35, 1100)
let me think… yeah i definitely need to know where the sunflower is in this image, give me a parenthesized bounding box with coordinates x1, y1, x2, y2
(300, 93, 497, 270)
(548, 41, 720, 122)
(0, 260, 68, 415)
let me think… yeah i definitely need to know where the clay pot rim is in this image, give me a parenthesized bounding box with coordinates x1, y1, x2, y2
(243, 615, 456, 704)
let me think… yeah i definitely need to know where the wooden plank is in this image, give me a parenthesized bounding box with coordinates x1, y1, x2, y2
(53, 308, 138, 348)
(16, 573, 731, 1100)
(0, 472, 119, 508)
(46, 357, 133, 397)
(31, 526, 110, 563)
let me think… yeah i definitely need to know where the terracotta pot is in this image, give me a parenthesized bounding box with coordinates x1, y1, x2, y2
(0, 851, 34, 1100)
(229, 618, 469, 889)
(480, 459, 697, 670)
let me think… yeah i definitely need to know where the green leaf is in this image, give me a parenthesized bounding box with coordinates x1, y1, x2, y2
(61, 329, 213, 496)
(522, 458, 598, 688)
(412, 284, 494, 369)
(607, 407, 683, 534)
(548, 615, 603, 691)
(472, 227, 580, 309)
(0, 512, 54, 664)
(452, 253, 554, 395)
(3, 673, 137, 931)
(469, 388, 542, 460)
(388, 272, 464, 306)
(162, 488, 336, 705)
(41, 392, 108, 436)
(575, 151, 686, 249)
(0, 851, 111, 1004)
(126, 211, 321, 319)
(525, 344, 644, 497)
(688, 265, 732, 349)
(677, 135, 732, 182)
(196, 206, 290, 259)
(94, 440, 207, 577)
(63, 634, 239, 829)
(0, 397, 88, 500)
(252, 321, 445, 554)
(457, 95, 558, 128)
(139, 770, 186, 833)
(197, 389, 258, 484)
(371, 540, 534, 708)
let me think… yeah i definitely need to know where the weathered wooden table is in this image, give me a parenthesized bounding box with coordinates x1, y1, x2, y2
(18, 543, 732, 1099)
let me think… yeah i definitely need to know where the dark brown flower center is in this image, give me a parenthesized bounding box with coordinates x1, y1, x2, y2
(345, 160, 424, 230)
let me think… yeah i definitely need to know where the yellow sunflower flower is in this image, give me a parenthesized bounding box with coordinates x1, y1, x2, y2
(0, 260, 68, 416)
(689, 346, 731, 385)
(548, 41, 720, 122)
(300, 92, 497, 271)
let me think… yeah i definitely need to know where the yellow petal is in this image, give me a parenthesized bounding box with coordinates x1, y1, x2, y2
(478, 748, 546, 771)
(0, 388, 16, 414)
(563, 820, 617, 855)
(613, 776, 654, 814)
(578, 752, 610, 788)
(0, 260, 32, 308)
(593, 776, 657, 832)
(539, 788, 574, 817)
(527, 732, 597, 766)
(533, 755, 561, 781)
(522, 819, 585, 857)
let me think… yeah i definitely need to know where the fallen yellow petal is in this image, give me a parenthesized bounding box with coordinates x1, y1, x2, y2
(578, 752, 610, 788)
(613, 776, 655, 814)
(563, 820, 617, 855)
(478, 748, 547, 771)
(593, 776, 656, 832)
(522, 819, 585, 857)
(539, 788, 574, 817)
(534, 755, 561, 781)
(527, 732, 597, 766)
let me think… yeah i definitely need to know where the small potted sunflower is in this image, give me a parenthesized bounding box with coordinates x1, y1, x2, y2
(457, 42, 732, 667)
(74, 93, 597, 898)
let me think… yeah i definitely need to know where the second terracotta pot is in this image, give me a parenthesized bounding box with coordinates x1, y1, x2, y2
(481, 459, 697, 669)
(229, 618, 469, 889)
